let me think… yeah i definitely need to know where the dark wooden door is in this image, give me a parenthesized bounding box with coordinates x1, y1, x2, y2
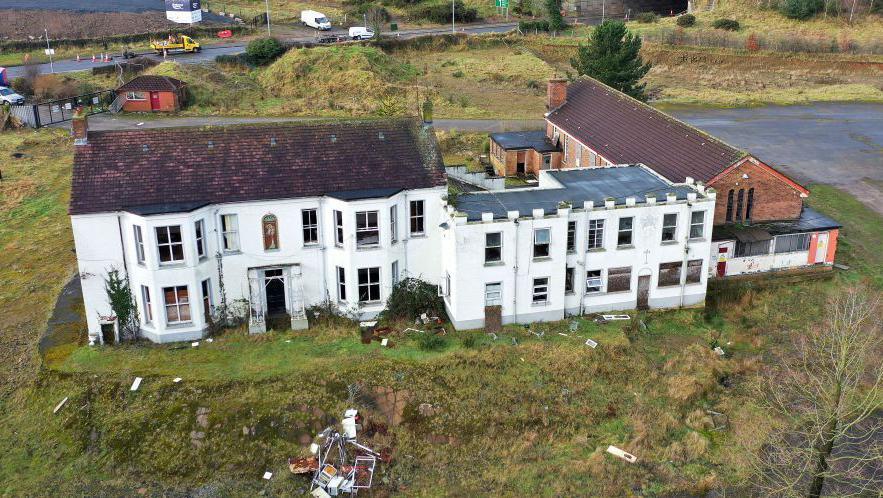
(149, 92, 160, 110)
(637, 275, 650, 310)
(101, 323, 115, 345)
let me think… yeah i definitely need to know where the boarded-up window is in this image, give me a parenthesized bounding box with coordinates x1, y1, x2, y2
(658, 262, 682, 287)
(607, 266, 632, 292)
(686, 260, 703, 284)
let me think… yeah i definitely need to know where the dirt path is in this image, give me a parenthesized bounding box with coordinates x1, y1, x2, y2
(39, 274, 84, 358)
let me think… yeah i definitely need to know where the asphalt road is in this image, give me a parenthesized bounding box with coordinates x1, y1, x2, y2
(74, 103, 883, 213)
(3, 22, 518, 79)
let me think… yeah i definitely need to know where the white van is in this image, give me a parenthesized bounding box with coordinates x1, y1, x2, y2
(349, 26, 374, 40)
(301, 10, 332, 30)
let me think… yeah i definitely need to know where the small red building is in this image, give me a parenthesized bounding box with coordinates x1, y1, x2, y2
(116, 75, 187, 112)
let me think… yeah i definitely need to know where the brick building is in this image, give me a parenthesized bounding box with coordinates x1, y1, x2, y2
(115, 75, 188, 113)
(488, 77, 840, 277)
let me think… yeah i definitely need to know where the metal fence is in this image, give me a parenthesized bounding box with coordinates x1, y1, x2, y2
(8, 89, 116, 128)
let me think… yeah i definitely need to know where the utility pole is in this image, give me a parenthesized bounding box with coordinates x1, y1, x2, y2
(264, 0, 271, 36)
(452, 0, 455, 33)
(44, 29, 54, 74)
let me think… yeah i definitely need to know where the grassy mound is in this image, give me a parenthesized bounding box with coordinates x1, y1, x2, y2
(258, 46, 418, 115)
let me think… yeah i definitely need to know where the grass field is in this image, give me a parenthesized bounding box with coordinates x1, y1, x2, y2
(0, 128, 879, 495)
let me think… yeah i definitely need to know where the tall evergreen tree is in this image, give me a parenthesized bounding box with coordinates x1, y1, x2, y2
(546, 0, 565, 32)
(570, 20, 652, 101)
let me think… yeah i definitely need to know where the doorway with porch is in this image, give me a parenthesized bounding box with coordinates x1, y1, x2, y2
(263, 268, 290, 331)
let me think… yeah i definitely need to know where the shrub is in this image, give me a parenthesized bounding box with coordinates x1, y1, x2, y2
(779, 0, 824, 19)
(519, 19, 551, 32)
(246, 37, 286, 66)
(417, 333, 448, 351)
(417, 1, 478, 23)
(460, 334, 478, 348)
(452, 70, 464, 78)
(636, 12, 660, 23)
(676, 13, 695, 27)
(215, 53, 252, 68)
(378, 277, 446, 323)
(712, 18, 740, 30)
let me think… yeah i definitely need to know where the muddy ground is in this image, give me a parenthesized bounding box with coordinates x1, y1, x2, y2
(0, 9, 231, 40)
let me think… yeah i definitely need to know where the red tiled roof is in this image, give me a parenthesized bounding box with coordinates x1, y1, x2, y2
(546, 78, 746, 183)
(117, 75, 186, 93)
(70, 119, 446, 215)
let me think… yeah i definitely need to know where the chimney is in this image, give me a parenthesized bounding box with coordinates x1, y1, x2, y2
(421, 97, 433, 126)
(547, 78, 567, 111)
(71, 108, 88, 146)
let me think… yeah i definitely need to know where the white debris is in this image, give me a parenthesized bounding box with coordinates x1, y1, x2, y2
(601, 314, 630, 321)
(191, 341, 199, 347)
(381, 338, 389, 347)
(263, 471, 273, 480)
(714, 346, 725, 356)
(206, 338, 213, 343)
(130, 377, 143, 391)
(285, 339, 292, 343)
(173, 377, 182, 383)
(558, 332, 569, 336)
(606, 445, 637, 463)
(136, 122, 144, 126)
(53, 397, 69, 414)
(488, 332, 498, 340)
(585, 338, 598, 348)
(403, 327, 424, 334)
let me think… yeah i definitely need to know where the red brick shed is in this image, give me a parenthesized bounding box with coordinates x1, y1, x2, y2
(116, 75, 187, 112)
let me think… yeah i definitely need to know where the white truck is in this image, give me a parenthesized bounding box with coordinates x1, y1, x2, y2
(348, 26, 375, 40)
(301, 10, 332, 30)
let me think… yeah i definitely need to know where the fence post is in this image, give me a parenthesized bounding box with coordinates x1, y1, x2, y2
(33, 104, 41, 128)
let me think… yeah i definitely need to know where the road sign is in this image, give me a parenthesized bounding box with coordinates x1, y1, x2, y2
(495, 0, 509, 7)
(44, 48, 55, 55)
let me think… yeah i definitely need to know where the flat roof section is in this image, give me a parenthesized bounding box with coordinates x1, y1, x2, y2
(456, 166, 703, 221)
(712, 207, 841, 241)
(490, 130, 560, 153)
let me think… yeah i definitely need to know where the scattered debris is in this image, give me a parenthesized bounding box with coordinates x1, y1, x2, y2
(601, 314, 630, 321)
(263, 471, 273, 480)
(130, 377, 142, 391)
(520, 357, 525, 362)
(558, 332, 569, 337)
(206, 338, 214, 343)
(511, 337, 518, 346)
(488, 332, 498, 340)
(380, 338, 389, 347)
(569, 321, 579, 332)
(713, 346, 725, 356)
(285, 340, 292, 343)
(585, 338, 598, 348)
(136, 122, 144, 126)
(403, 327, 424, 334)
(191, 341, 199, 348)
(706, 410, 729, 431)
(173, 377, 182, 383)
(606, 445, 637, 463)
(53, 397, 69, 414)
(530, 330, 544, 338)
(833, 263, 850, 270)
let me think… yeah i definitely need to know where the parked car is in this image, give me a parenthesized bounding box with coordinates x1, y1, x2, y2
(0, 86, 25, 105)
(349, 27, 375, 40)
(301, 10, 332, 30)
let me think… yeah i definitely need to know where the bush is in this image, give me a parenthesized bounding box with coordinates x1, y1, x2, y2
(519, 19, 551, 32)
(636, 12, 660, 23)
(246, 37, 286, 66)
(378, 277, 446, 323)
(416, 0, 478, 23)
(452, 70, 464, 78)
(215, 53, 252, 68)
(417, 333, 448, 351)
(779, 0, 824, 19)
(712, 18, 740, 30)
(676, 13, 696, 27)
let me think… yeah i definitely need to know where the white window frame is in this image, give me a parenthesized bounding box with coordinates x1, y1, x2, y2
(155, 225, 184, 264)
(391, 260, 400, 287)
(532, 277, 549, 304)
(133, 225, 146, 264)
(334, 210, 344, 247)
(357, 267, 381, 303)
(163, 285, 191, 324)
(661, 213, 677, 242)
(587, 219, 604, 250)
(485, 282, 502, 306)
(302, 208, 319, 245)
(485, 232, 503, 263)
(141, 285, 153, 324)
(336, 266, 346, 301)
(409, 200, 425, 236)
(689, 211, 705, 239)
(390, 205, 398, 244)
(567, 221, 576, 252)
(617, 217, 633, 247)
(586, 270, 603, 293)
(355, 210, 380, 248)
(565, 266, 575, 294)
(201, 278, 212, 320)
(220, 214, 240, 252)
(533, 228, 551, 258)
(195, 219, 206, 259)
(126, 91, 146, 101)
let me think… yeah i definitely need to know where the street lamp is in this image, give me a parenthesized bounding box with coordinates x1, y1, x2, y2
(265, 0, 271, 36)
(44, 29, 55, 74)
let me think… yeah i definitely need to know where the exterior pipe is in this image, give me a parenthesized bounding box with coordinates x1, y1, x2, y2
(512, 218, 519, 324)
(679, 203, 692, 308)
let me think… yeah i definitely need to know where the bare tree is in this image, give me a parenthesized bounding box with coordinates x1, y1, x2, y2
(754, 287, 882, 497)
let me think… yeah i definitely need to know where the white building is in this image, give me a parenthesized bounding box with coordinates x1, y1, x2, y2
(439, 166, 715, 330)
(69, 117, 447, 344)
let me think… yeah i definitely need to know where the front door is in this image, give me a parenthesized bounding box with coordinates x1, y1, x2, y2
(815, 232, 828, 263)
(100, 323, 115, 345)
(149, 91, 160, 111)
(716, 247, 728, 277)
(637, 275, 650, 310)
(264, 269, 286, 316)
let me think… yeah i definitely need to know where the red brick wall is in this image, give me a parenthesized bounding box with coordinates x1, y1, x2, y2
(547, 79, 567, 110)
(708, 157, 805, 225)
(119, 90, 180, 112)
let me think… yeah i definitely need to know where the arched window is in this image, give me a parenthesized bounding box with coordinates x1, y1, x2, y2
(745, 188, 755, 222)
(725, 189, 735, 222)
(735, 189, 745, 222)
(262, 214, 279, 250)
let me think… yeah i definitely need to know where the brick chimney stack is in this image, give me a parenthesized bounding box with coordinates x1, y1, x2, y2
(71, 108, 88, 146)
(547, 78, 568, 111)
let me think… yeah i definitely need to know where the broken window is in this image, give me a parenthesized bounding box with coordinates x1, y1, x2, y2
(774, 233, 811, 254)
(141, 285, 153, 324)
(745, 188, 755, 222)
(690, 211, 705, 239)
(485, 232, 502, 263)
(607, 266, 632, 292)
(201, 278, 212, 320)
(617, 217, 633, 247)
(163, 285, 191, 324)
(485, 282, 502, 306)
(127, 91, 147, 101)
(336, 266, 346, 301)
(587, 219, 604, 249)
(586, 270, 603, 293)
(532, 277, 549, 304)
(565, 267, 575, 294)
(661, 213, 677, 242)
(220, 214, 239, 252)
(262, 214, 279, 250)
(735, 240, 770, 257)
(334, 210, 344, 247)
(391, 260, 399, 287)
(195, 219, 206, 259)
(358, 267, 381, 303)
(686, 260, 703, 284)
(302, 209, 318, 245)
(156, 225, 184, 263)
(567, 221, 576, 252)
(390, 205, 398, 244)
(533, 228, 551, 258)
(409, 200, 425, 235)
(356, 211, 380, 248)
(133, 225, 146, 264)
(658, 262, 683, 287)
